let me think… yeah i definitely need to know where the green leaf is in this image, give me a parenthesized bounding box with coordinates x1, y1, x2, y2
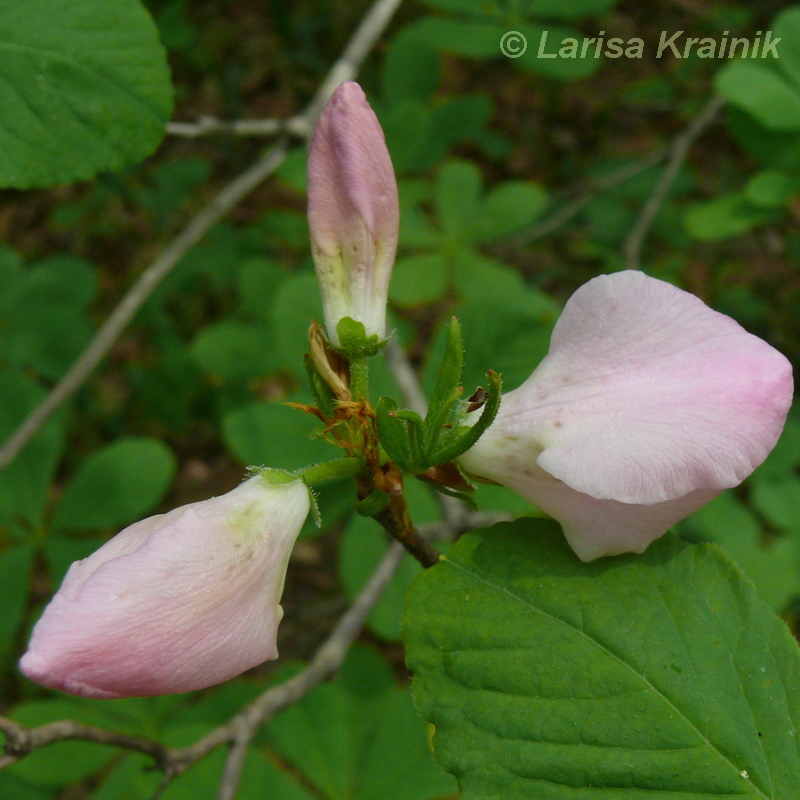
(340, 517, 424, 641)
(152, 742, 317, 800)
(237, 258, 288, 321)
(0, 371, 65, 533)
(267, 646, 456, 800)
(382, 26, 440, 104)
(0, 255, 98, 379)
(190, 320, 276, 381)
(389, 254, 447, 306)
(515, 23, 603, 80)
(404, 519, 800, 798)
(527, 0, 619, 21)
(222, 401, 331, 470)
(52, 437, 176, 533)
(716, 61, 800, 132)
(754, 414, 800, 479)
(430, 368, 502, 465)
(43, 534, 106, 585)
(0, 0, 173, 188)
(424, 317, 464, 455)
(745, 170, 798, 208)
(375, 397, 426, 474)
(685, 192, 775, 241)
(727, 106, 800, 170)
(381, 99, 434, 173)
(441, 255, 558, 392)
(271, 272, 323, 371)
(683, 493, 798, 611)
(774, 6, 800, 92)
(428, 95, 497, 162)
(415, 0, 488, 13)
(0, 545, 34, 664)
(751, 476, 800, 534)
(415, 18, 504, 59)
(473, 180, 548, 242)
(434, 160, 483, 239)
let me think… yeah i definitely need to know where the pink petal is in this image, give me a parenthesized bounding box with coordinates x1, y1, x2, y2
(460, 271, 793, 559)
(307, 81, 399, 343)
(20, 477, 310, 698)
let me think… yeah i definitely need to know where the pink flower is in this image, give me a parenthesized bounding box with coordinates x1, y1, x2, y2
(459, 271, 793, 561)
(307, 81, 399, 345)
(20, 476, 310, 699)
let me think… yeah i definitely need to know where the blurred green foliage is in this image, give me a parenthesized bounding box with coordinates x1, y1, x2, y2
(1, 0, 799, 796)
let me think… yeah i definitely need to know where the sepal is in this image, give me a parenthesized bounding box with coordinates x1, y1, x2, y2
(334, 317, 386, 358)
(428, 370, 503, 466)
(375, 396, 427, 474)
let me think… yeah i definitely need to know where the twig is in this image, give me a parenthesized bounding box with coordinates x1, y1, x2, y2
(205, 541, 406, 800)
(0, 512, 499, 788)
(623, 96, 725, 269)
(0, 0, 404, 472)
(0, 141, 290, 471)
(0, 716, 174, 770)
(384, 339, 428, 416)
(0, 542, 404, 789)
(167, 116, 308, 138)
(506, 149, 667, 249)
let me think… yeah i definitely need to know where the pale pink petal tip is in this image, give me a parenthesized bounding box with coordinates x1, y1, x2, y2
(460, 270, 793, 560)
(20, 476, 310, 698)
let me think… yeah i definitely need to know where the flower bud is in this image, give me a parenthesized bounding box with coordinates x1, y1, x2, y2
(459, 271, 793, 561)
(20, 476, 310, 699)
(307, 81, 399, 346)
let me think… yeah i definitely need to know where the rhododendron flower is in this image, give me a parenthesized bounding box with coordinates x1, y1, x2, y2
(307, 81, 399, 345)
(459, 270, 793, 562)
(20, 476, 310, 699)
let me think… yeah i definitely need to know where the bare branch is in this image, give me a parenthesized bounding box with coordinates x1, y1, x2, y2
(0, 541, 404, 788)
(0, 512, 501, 779)
(505, 149, 668, 249)
(623, 96, 725, 270)
(0, 715, 174, 770)
(166, 116, 308, 138)
(383, 339, 428, 416)
(0, 0, 405, 471)
(0, 140, 290, 471)
(207, 540, 406, 800)
(304, 0, 404, 127)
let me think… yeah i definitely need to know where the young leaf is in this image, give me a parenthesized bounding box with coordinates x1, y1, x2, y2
(429, 369, 502, 465)
(375, 397, 426, 474)
(424, 317, 464, 457)
(404, 519, 800, 799)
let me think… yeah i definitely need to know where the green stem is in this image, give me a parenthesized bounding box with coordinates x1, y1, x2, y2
(349, 357, 370, 401)
(294, 457, 364, 485)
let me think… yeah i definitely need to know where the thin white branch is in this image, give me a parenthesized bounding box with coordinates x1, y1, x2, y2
(0, 142, 290, 471)
(506, 148, 667, 249)
(384, 338, 428, 416)
(209, 541, 405, 800)
(166, 116, 308, 138)
(0, 512, 498, 784)
(623, 96, 725, 269)
(0, 0, 404, 471)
